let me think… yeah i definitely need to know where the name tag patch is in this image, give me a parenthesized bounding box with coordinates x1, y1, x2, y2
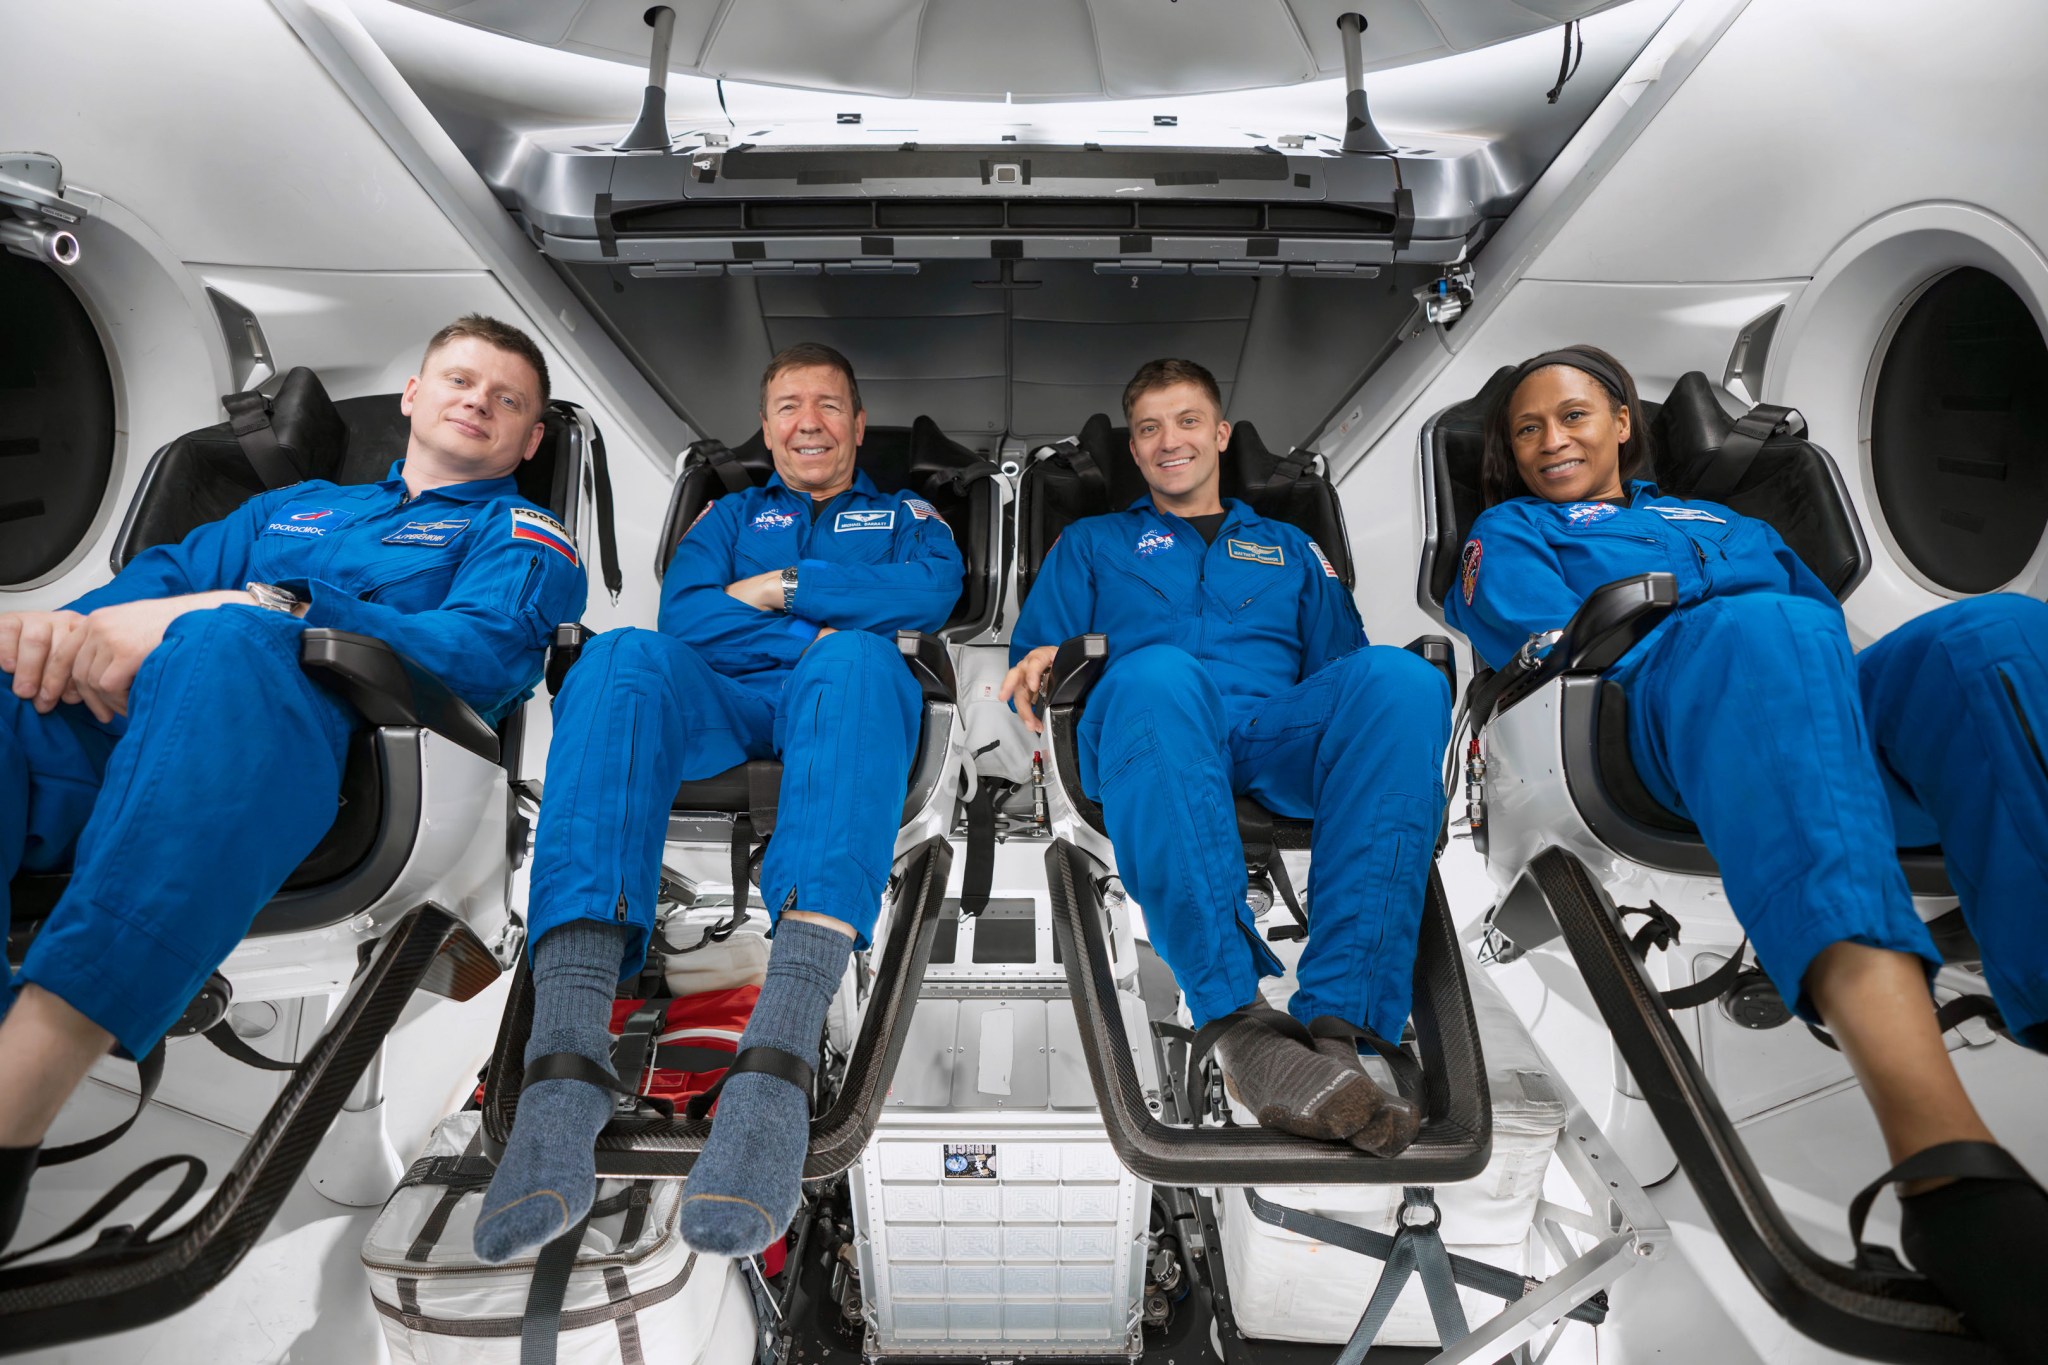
(1650, 505, 1727, 523)
(752, 508, 798, 533)
(510, 506, 580, 565)
(1135, 529, 1175, 557)
(263, 506, 354, 537)
(382, 518, 469, 547)
(1226, 538, 1285, 566)
(835, 509, 895, 532)
(1563, 502, 1619, 526)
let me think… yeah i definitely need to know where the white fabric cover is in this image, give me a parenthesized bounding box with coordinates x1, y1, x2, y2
(1217, 970, 1568, 1345)
(363, 1112, 752, 1365)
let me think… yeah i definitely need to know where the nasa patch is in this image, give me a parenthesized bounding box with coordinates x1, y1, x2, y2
(1460, 538, 1483, 605)
(752, 508, 798, 533)
(1563, 502, 1619, 527)
(835, 508, 895, 533)
(1308, 540, 1339, 579)
(1135, 528, 1176, 557)
(1650, 505, 1726, 523)
(382, 518, 469, 548)
(263, 506, 355, 538)
(1226, 538, 1285, 567)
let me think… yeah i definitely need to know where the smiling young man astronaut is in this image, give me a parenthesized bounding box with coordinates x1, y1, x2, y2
(1001, 358, 1451, 1155)
(474, 342, 964, 1263)
(0, 316, 586, 1250)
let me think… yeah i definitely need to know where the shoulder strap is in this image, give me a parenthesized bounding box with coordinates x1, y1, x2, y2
(1260, 448, 1317, 504)
(1691, 403, 1799, 501)
(582, 412, 624, 602)
(221, 389, 304, 490)
(697, 439, 753, 496)
(1056, 438, 1109, 507)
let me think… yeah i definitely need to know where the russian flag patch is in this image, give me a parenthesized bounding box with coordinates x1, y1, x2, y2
(510, 506, 579, 566)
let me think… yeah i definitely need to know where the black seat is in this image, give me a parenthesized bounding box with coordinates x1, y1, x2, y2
(1016, 414, 1487, 1187)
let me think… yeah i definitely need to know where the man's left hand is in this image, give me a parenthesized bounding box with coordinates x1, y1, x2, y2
(69, 591, 256, 722)
(724, 571, 785, 612)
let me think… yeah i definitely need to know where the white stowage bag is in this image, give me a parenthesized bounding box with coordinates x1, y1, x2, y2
(363, 1112, 756, 1365)
(1216, 971, 1569, 1346)
(952, 644, 1037, 791)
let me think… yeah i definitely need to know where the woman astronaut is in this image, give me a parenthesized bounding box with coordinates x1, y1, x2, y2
(1445, 345, 2048, 1357)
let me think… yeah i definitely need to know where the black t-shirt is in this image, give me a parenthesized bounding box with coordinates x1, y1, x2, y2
(809, 497, 831, 523)
(1185, 511, 1228, 545)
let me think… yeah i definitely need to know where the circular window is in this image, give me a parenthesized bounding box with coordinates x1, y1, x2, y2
(1871, 267, 2048, 594)
(0, 252, 116, 586)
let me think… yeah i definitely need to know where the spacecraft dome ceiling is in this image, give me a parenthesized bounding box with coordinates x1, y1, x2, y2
(389, 0, 1632, 101)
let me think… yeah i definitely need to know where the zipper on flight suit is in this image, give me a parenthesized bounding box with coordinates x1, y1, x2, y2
(2000, 669, 2048, 781)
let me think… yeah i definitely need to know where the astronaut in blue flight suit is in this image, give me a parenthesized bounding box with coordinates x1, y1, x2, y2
(474, 343, 964, 1265)
(1448, 344, 2048, 1355)
(0, 316, 586, 1250)
(1002, 358, 1448, 1157)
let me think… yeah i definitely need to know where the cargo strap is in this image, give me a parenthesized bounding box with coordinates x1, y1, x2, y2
(1336, 1187, 1467, 1362)
(1245, 1187, 1611, 1334)
(959, 782, 997, 917)
(521, 1215, 590, 1365)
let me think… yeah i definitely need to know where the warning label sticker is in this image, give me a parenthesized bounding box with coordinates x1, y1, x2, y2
(942, 1142, 997, 1179)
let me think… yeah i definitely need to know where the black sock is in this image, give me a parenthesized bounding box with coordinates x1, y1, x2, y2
(1901, 1173, 2048, 1356)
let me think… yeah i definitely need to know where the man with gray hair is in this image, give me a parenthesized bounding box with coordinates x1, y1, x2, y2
(476, 343, 964, 1262)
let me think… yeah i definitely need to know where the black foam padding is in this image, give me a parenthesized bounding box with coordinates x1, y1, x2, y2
(1016, 414, 1353, 607)
(0, 254, 116, 585)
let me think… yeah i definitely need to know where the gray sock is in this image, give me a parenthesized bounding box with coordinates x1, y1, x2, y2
(679, 918, 850, 1256)
(473, 918, 626, 1263)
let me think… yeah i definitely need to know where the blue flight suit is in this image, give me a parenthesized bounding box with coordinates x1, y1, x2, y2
(1448, 481, 2048, 1044)
(1013, 497, 1452, 1038)
(528, 472, 963, 969)
(0, 464, 587, 1056)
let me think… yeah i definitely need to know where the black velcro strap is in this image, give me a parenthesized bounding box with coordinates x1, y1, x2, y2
(1307, 1016, 1425, 1105)
(682, 1045, 815, 1122)
(1620, 901, 1681, 956)
(583, 413, 624, 602)
(221, 389, 303, 490)
(960, 784, 996, 917)
(1057, 438, 1109, 507)
(1185, 1002, 1316, 1128)
(1807, 992, 2006, 1053)
(699, 440, 753, 496)
(1658, 937, 1751, 1012)
(729, 815, 754, 924)
(521, 1215, 591, 1365)
(1692, 403, 1797, 501)
(0, 1152, 208, 1267)
(521, 1051, 637, 1099)
(651, 1044, 740, 1074)
(1848, 1140, 2039, 1271)
(40, 1042, 166, 1166)
(203, 1019, 300, 1072)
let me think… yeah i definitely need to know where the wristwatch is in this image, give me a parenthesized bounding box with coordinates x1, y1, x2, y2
(245, 581, 302, 614)
(780, 566, 799, 612)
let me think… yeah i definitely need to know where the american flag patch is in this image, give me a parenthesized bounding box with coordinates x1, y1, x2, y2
(510, 506, 579, 565)
(905, 497, 946, 524)
(1309, 540, 1338, 579)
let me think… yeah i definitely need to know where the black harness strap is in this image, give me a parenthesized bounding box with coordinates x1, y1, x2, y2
(0, 1152, 208, 1268)
(697, 440, 753, 496)
(1618, 903, 1751, 1011)
(520, 1215, 590, 1365)
(729, 814, 754, 925)
(1057, 438, 1109, 508)
(1269, 853, 1309, 939)
(583, 415, 624, 602)
(683, 1045, 816, 1122)
(960, 783, 997, 917)
(221, 389, 304, 490)
(610, 999, 669, 1096)
(1691, 403, 1798, 501)
(40, 1041, 167, 1165)
(203, 1019, 299, 1072)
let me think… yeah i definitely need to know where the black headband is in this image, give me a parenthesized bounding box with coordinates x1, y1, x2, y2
(1509, 349, 1630, 405)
